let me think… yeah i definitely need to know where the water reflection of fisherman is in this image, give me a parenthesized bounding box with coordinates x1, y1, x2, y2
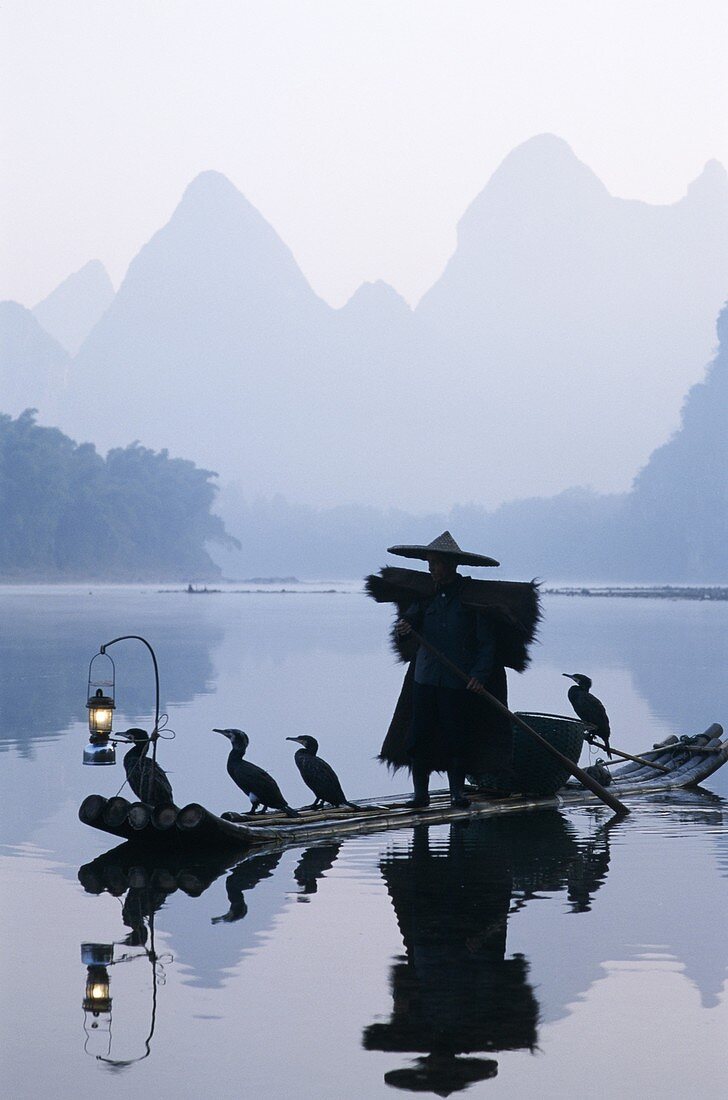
(364, 813, 613, 1094)
(364, 821, 536, 1093)
(367, 532, 540, 807)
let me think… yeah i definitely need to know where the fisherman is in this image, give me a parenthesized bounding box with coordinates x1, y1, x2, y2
(366, 532, 541, 807)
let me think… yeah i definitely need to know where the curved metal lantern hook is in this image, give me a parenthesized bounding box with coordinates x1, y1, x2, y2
(99, 636, 161, 766)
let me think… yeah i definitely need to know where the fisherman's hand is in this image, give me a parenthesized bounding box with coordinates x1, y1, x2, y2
(395, 619, 412, 637)
(467, 677, 487, 695)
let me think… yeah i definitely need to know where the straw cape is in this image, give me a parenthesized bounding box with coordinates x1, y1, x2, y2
(386, 530, 500, 568)
(365, 565, 541, 772)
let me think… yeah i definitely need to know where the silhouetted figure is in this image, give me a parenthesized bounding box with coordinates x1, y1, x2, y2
(366, 534, 540, 808)
(123, 729, 174, 806)
(293, 843, 341, 896)
(286, 736, 356, 809)
(562, 673, 612, 757)
(213, 728, 299, 816)
(212, 851, 283, 924)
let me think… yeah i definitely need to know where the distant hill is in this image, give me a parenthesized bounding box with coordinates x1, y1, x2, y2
(49, 137, 728, 512)
(33, 259, 114, 354)
(212, 304, 728, 582)
(417, 134, 728, 501)
(0, 301, 68, 420)
(622, 301, 728, 580)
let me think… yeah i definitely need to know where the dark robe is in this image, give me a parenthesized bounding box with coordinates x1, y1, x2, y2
(365, 568, 540, 777)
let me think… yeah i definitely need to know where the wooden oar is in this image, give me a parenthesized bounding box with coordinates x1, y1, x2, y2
(406, 626, 629, 816)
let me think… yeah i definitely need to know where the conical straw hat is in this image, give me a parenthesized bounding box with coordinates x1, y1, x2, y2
(386, 531, 499, 568)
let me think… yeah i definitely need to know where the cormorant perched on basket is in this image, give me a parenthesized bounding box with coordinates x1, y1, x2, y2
(213, 729, 299, 816)
(562, 674, 612, 758)
(123, 728, 174, 806)
(286, 736, 357, 810)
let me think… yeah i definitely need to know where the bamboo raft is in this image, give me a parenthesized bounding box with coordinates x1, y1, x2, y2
(78, 722, 726, 852)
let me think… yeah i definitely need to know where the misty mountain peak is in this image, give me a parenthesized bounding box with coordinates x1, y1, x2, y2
(454, 133, 608, 247)
(1, 299, 67, 352)
(180, 169, 246, 205)
(33, 259, 115, 354)
(684, 158, 728, 204)
(100, 168, 323, 326)
(0, 300, 69, 418)
(342, 280, 411, 315)
(480, 133, 606, 198)
(174, 170, 275, 236)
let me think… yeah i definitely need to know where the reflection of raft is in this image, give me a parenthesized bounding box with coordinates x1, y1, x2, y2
(79, 722, 727, 852)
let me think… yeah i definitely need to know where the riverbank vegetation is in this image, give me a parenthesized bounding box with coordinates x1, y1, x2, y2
(0, 410, 237, 580)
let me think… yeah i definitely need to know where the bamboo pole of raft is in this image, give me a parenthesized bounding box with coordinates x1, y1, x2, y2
(103, 796, 132, 828)
(636, 744, 722, 757)
(590, 743, 670, 772)
(406, 627, 630, 816)
(151, 803, 179, 831)
(128, 802, 153, 830)
(79, 794, 108, 827)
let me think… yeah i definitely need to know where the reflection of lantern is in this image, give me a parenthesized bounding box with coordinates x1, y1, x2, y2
(81, 945, 114, 1057)
(79, 932, 169, 1066)
(85, 654, 116, 766)
(82, 943, 113, 1016)
(83, 965, 112, 1015)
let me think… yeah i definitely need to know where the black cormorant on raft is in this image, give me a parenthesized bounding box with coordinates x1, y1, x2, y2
(213, 728, 299, 817)
(123, 728, 176, 806)
(563, 674, 612, 757)
(286, 735, 356, 809)
(79, 723, 727, 851)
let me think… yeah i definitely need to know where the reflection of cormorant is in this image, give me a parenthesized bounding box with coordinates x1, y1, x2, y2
(364, 813, 614, 1094)
(286, 736, 355, 808)
(293, 844, 341, 896)
(507, 811, 613, 916)
(211, 852, 283, 924)
(563, 673, 612, 757)
(213, 728, 298, 816)
(565, 816, 620, 913)
(123, 729, 174, 806)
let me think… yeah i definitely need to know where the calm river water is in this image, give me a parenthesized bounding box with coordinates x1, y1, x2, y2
(1, 585, 727, 1098)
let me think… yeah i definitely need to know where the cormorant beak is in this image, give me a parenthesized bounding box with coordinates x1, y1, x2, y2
(212, 728, 232, 739)
(562, 673, 577, 681)
(286, 736, 305, 744)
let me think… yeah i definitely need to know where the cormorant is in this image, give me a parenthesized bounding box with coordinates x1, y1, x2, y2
(123, 728, 174, 806)
(562, 673, 612, 757)
(213, 729, 299, 816)
(286, 735, 356, 809)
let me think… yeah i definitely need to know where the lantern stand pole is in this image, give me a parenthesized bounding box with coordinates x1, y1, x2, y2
(100, 636, 160, 767)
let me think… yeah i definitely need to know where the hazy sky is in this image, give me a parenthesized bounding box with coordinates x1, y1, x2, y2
(2, 0, 728, 307)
